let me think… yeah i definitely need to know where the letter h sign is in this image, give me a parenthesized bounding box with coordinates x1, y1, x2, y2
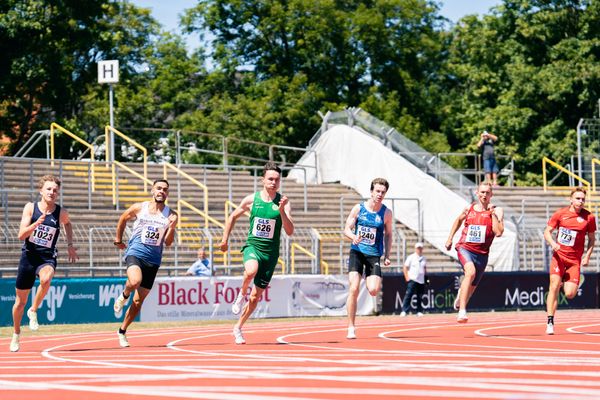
(98, 60, 119, 84)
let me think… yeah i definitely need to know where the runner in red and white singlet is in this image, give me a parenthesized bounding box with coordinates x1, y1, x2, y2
(543, 187, 596, 335)
(445, 182, 504, 323)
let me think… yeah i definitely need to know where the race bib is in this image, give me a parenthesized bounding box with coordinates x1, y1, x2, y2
(466, 224, 486, 243)
(557, 227, 576, 247)
(29, 225, 57, 248)
(253, 218, 275, 239)
(356, 225, 377, 246)
(141, 225, 165, 246)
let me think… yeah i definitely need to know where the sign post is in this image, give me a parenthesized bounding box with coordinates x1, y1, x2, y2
(98, 60, 119, 162)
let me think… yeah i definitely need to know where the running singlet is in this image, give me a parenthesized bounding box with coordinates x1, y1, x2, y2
(351, 203, 387, 257)
(23, 202, 61, 257)
(456, 203, 495, 255)
(547, 206, 596, 260)
(125, 201, 171, 265)
(245, 191, 283, 255)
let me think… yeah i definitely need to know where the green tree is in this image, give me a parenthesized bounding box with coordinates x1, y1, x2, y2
(440, 0, 600, 183)
(0, 0, 158, 155)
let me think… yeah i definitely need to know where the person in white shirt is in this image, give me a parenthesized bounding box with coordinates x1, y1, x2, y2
(400, 242, 427, 317)
(186, 248, 212, 277)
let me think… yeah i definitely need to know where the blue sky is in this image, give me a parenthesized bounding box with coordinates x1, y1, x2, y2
(131, 0, 502, 51)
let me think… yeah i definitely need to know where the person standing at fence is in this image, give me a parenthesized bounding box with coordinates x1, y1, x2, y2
(400, 242, 427, 317)
(219, 162, 294, 344)
(543, 187, 595, 335)
(112, 179, 178, 348)
(343, 178, 393, 339)
(477, 130, 499, 186)
(10, 175, 79, 352)
(445, 182, 504, 323)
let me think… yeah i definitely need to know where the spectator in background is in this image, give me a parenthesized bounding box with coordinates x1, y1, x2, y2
(186, 248, 212, 277)
(477, 130, 499, 186)
(400, 242, 427, 317)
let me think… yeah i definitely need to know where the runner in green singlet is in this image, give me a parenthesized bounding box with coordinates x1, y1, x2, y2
(219, 162, 294, 344)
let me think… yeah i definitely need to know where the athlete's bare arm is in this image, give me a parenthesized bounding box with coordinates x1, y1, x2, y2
(163, 211, 178, 247)
(60, 208, 79, 262)
(582, 231, 596, 266)
(383, 208, 393, 266)
(445, 206, 469, 250)
(18, 202, 48, 241)
(219, 194, 254, 252)
(114, 202, 142, 250)
(543, 225, 560, 252)
(279, 196, 294, 236)
(343, 204, 362, 245)
(491, 205, 504, 237)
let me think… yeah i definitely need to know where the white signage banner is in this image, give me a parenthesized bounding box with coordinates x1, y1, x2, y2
(140, 274, 374, 322)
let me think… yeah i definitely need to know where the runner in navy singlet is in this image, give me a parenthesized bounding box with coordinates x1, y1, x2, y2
(10, 175, 79, 352)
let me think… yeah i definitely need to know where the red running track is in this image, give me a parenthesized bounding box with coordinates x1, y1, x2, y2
(2, 310, 600, 400)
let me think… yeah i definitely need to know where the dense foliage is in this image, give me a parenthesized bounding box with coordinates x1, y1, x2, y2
(1, 0, 599, 183)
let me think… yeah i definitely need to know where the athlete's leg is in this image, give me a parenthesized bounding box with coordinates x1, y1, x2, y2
(123, 265, 143, 297)
(546, 274, 562, 317)
(562, 281, 578, 299)
(365, 274, 382, 296)
(30, 264, 55, 312)
(459, 261, 477, 310)
(120, 286, 150, 331)
(240, 259, 259, 298)
(12, 289, 30, 335)
(347, 271, 361, 328)
(235, 285, 264, 330)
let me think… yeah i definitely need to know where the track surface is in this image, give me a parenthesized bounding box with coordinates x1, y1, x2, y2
(2, 310, 600, 399)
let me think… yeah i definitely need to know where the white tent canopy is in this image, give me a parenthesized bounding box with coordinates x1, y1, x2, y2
(289, 125, 517, 270)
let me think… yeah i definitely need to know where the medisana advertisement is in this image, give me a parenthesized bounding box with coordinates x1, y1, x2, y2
(0, 275, 372, 326)
(381, 272, 599, 313)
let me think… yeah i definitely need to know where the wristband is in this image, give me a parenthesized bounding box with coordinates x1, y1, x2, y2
(114, 241, 123, 246)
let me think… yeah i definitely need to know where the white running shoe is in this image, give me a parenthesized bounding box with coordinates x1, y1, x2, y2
(231, 293, 245, 315)
(9, 333, 20, 352)
(346, 326, 357, 339)
(27, 308, 39, 331)
(233, 326, 246, 344)
(457, 310, 468, 323)
(114, 293, 126, 313)
(417, 312, 424, 317)
(400, 311, 407, 317)
(118, 332, 130, 348)
(546, 323, 554, 335)
(453, 288, 461, 311)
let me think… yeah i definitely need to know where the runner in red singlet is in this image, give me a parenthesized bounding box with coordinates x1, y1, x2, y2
(543, 187, 595, 335)
(445, 182, 504, 323)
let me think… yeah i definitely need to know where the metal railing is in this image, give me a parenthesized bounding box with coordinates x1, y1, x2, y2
(542, 156, 591, 192)
(50, 123, 96, 191)
(106, 126, 148, 191)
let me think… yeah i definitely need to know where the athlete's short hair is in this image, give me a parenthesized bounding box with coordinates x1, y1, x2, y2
(571, 187, 586, 196)
(370, 178, 389, 191)
(479, 181, 493, 191)
(263, 161, 281, 176)
(153, 179, 169, 188)
(38, 175, 61, 189)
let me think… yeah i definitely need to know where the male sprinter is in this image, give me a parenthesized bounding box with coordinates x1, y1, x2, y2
(219, 162, 294, 344)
